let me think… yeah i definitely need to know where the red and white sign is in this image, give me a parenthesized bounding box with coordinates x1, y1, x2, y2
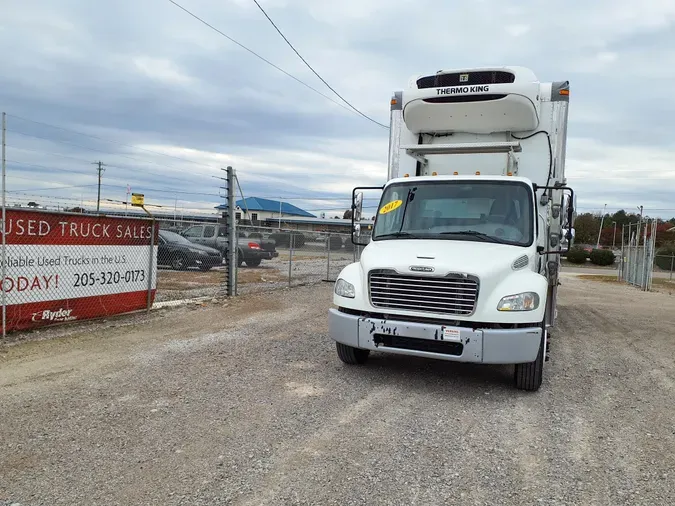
(1, 209, 157, 332)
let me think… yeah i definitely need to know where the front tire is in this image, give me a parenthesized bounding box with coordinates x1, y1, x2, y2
(171, 254, 187, 271)
(514, 324, 546, 392)
(336, 342, 370, 365)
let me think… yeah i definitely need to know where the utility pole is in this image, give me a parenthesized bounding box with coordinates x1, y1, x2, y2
(612, 221, 617, 249)
(596, 203, 607, 249)
(92, 161, 107, 213)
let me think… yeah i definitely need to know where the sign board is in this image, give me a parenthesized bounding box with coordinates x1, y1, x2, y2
(131, 193, 145, 206)
(0, 209, 157, 332)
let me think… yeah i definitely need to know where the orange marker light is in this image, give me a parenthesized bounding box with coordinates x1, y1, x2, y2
(559, 89, 570, 96)
(432, 171, 438, 176)
(453, 171, 459, 175)
(507, 172, 513, 176)
(475, 171, 481, 175)
(403, 173, 409, 177)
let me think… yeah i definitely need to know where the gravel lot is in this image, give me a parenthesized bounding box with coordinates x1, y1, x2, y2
(1, 274, 674, 505)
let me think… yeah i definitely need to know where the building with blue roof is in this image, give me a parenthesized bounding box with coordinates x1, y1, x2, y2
(215, 197, 316, 224)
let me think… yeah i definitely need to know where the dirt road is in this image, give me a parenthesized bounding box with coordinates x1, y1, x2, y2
(1, 276, 674, 505)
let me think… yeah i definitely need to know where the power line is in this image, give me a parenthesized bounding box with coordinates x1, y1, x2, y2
(167, 0, 386, 127)
(7, 129, 218, 183)
(6, 113, 221, 171)
(10, 146, 213, 185)
(7, 184, 101, 193)
(7, 159, 95, 177)
(250, 0, 388, 130)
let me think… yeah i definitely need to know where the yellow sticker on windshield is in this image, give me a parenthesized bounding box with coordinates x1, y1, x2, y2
(379, 199, 403, 215)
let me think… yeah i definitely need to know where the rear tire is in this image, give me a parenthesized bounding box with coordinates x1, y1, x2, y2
(336, 342, 370, 365)
(245, 259, 261, 267)
(514, 324, 545, 392)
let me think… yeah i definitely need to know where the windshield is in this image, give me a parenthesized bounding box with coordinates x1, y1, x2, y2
(160, 230, 194, 245)
(372, 180, 534, 246)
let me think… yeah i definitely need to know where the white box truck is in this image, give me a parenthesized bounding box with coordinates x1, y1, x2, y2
(329, 66, 576, 391)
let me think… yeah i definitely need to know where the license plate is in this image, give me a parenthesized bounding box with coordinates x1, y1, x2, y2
(441, 326, 461, 342)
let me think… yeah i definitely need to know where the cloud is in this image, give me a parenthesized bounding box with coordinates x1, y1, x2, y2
(0, 0, 673, 219)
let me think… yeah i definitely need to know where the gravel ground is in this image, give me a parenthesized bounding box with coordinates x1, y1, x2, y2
(1, 274, 674, 505)
(155, 252, 354, 301)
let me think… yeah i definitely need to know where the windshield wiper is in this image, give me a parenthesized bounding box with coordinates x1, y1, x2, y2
(376, 231, 423, 240)
(439, 230, 509, 244)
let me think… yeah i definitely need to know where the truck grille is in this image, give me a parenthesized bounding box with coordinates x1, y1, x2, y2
(368, 270, 479, 316)
(417, 71, 515, 89)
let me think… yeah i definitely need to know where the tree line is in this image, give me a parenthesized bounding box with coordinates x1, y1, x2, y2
(574, 210, 675, 248)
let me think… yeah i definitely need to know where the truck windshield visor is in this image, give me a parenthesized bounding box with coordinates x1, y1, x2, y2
(372, 180, 534, 247)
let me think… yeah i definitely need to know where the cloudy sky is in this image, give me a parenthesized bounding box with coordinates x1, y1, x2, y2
(1, 0, 674, 218)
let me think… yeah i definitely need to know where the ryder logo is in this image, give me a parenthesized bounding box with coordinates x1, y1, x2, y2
(31, 308, 77, 323)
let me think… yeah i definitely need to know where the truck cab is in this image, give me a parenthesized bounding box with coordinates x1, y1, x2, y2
(329, 66, 576, 391)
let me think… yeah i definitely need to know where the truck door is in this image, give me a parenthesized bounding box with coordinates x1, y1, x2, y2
(201, 225, 217, 245)
(182, 225, 204, 245)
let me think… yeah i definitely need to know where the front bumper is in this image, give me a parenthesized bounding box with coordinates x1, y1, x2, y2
(191, 255, 223, 268)
(329, 309, 542, 364)
(249, 250, 279, 260)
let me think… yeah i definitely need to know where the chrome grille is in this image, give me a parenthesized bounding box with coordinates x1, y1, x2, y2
(368, 270, 479, 316)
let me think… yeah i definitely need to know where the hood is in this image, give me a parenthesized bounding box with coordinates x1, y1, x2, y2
(360, 238, 531, 278)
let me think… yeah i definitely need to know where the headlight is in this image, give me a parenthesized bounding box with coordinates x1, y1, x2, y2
(497, 292, 540, 311)
(335, 278, 355, 298)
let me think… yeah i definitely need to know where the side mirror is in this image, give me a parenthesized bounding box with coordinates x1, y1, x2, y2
(351, 185, 384, 247)
(353, 192, 363, 222)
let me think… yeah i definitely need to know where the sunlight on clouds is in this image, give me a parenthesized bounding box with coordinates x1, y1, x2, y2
(132, 57, 195, 86)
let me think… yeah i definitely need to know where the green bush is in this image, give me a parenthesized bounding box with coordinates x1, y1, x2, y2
(589, 248, 615, 266)
(566, 246, 588, 264)
(655, 244, 675, 270)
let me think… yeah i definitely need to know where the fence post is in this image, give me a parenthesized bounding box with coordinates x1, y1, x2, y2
(326, 234, 331, 281)
(671, 254, 674, 281)
(227, 166, 236, 297)
(288, 233, 293, 287)
(1, 112, 5, 338)
(146, 218, 155, 312)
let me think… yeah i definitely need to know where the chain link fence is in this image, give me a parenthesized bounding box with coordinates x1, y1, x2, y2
(618, 219, 657, 291)
(152, 217, 229, 303)
(234, 225, 365, 295)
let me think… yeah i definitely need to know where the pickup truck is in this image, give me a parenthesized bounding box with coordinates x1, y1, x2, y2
(180, 223, 278, 267)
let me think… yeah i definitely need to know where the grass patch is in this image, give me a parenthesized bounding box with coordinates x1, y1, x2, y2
(577, 274, 675, 288)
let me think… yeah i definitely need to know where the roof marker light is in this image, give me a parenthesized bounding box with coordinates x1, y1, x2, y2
(475, 171, 481, 175)
(453, 171, 459, 175)
(432, 171, 438, 176)
(403, 173, 409, 177)
(560, 89, 570, 96)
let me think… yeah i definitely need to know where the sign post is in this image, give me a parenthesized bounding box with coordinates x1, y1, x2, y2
(130, 193, 155, 312)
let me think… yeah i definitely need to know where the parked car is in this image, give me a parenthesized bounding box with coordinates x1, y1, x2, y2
(158, 230, 223, 271)
(179, 224, 278, 267)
